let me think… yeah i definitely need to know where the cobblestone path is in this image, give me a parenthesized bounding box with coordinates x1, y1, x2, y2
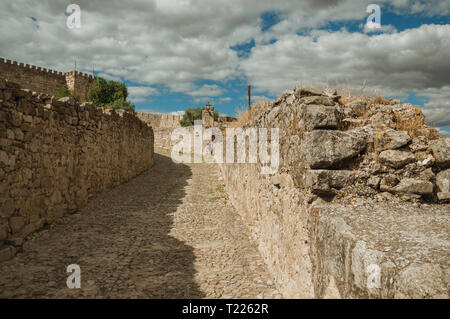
(0, 149, 279, 298)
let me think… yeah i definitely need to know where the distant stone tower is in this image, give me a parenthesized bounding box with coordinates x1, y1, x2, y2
(202, 102, 215, 127)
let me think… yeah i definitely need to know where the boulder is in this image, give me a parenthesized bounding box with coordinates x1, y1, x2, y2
(380, 175, 399, 192)
(323, 88, 338, 98)
(378, 150, 415, 168)
(430, 138, 450, 168)
(305, 170, 355, 194)
(409, 136, 428, 152)
(346, 99, 367, 115)
(378, 131, 411, 151)
(390, 178, 434, 195)
(295, 86, 323, 97)
(57, 96, 77, 106)
(299, 105, 339, 131)
(437, 192, 450, 200)
(436, 169, 450, 193)
(301, 130, 366, 169)
(300, 96, 335, 106)
(367, 176, 381, 189)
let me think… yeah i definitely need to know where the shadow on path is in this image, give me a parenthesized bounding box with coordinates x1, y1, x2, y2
(0, 151, 204, 298)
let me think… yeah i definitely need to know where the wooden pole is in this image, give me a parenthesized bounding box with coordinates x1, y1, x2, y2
(248, 85, 251, 111)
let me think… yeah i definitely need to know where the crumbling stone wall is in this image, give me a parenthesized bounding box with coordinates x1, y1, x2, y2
(202, 103, 215, 128)
(136, 112, 183, 128)
(220, 87, 449, 298)
(0, 58, 95, 102)
(0, 79, 154, 261)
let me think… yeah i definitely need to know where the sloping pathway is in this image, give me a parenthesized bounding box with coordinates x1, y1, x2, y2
(0, 148, 279, 298)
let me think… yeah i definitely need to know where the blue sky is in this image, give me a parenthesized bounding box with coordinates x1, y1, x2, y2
(128, 7, 449, 132)
(0, 0, 449, 134)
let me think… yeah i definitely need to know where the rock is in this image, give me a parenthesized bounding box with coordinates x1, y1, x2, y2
(299, 105, 339, 131)
(323, 88, 338, 98)
(395, 263, 447, 299)
(380, 175, 399, 192)
(0, 199, 15, 218)
(9, 216, 25, 233)
(409, 136, 428, 152)
(418, 154, 435, 167)
(0, 245, 16, 262)
(301, 130, 367, 169)
(378, 150, 415, 168)
(270, 175, 281, 187)
(436, 169, 450, 193)
(390, 178, 434, 195)
(305, 170, 355, 194)
(430, 138, 450, 168)
(0, 225, 7, 241)
(377, 131, 411, 151)
(57, 96, 76, 106)
(367, 176, 381, 189)
(0, 150, 8, 165)
(437, 192, 450, 200)
(346, 99, 367, 115)
(280, 173, 294, 188)
(300, 96, 335, 106)
(295, 86, 323, 97)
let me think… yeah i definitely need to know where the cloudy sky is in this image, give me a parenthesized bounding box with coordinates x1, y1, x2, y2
(0, 0, 449, 134)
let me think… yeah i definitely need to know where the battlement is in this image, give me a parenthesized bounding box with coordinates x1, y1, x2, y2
(0, 58, 66, 76)
(0, 57, 95, 101)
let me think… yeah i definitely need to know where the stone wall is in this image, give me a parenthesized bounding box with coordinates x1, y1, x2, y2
(0, 58, 95, 101)
(220, 87, 449, 298)
(65, 71, 96, 102)
(0, 78, 154, 260)
(136, 112, 183, 128)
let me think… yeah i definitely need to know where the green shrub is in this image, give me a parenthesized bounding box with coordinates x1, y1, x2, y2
(54, 85, 80, 103)
(180, 107, 219, 127)
(107, 98, 135, 113)
(88, 77, 110, 106)
(88, 77, 133, 112)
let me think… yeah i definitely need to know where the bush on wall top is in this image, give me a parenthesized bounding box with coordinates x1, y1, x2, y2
(88, 77, 135, 112)
(54, 85, 80, 103)
(180, 107, 219, 127)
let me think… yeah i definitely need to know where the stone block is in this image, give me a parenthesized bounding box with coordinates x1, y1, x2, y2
(377, 130, 411, 151)
(9, 216, 25, 233)
(306, 169, 355, 194)
(379, 150, 415, 168)
(390, 178, 434, 195)
(301, 130, 366, 169)
(436, 169, 450, 193)
(0, 245, 16, 262)
(430, 138, 450, 168)
(299, 105, 339, 131)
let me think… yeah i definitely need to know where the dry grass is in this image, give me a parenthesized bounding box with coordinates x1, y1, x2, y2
(393, 108, 440, 139)
(232, 101, 272, 128)
(338, 90, 392, 106)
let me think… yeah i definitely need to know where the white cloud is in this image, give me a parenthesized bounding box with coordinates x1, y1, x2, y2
(0, 0, 449, 127)
(416, 86, 450, 127)
(219, 97, 232, 103)
(128, 86, 159, 103)
(241, 24, 450, 125)
(363, 24, 398, 34)
(252, 95, 271, 103)
(170, 110, 185, 116)
(188, 84, 225, 97)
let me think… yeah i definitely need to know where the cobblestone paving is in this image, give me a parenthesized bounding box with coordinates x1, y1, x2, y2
(0, 149, 279, 298)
